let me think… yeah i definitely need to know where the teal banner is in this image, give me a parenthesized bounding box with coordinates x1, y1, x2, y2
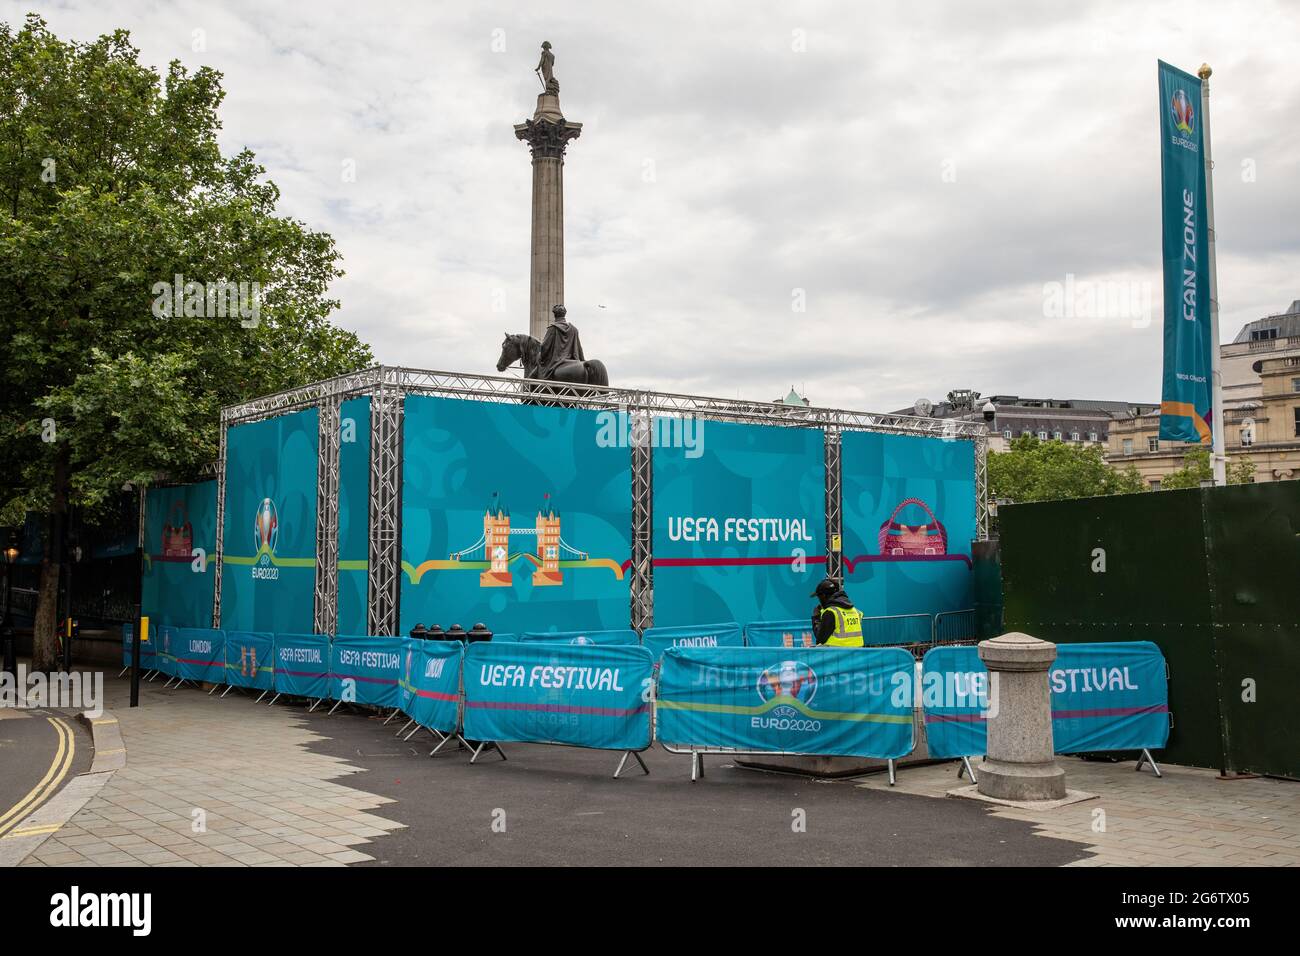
(220, 409, 319, 633)
(463, 642, 654, 750)
(400, 396, 632, 636)
(142, 481, 217, 628)
(224, 631, 275, 691)
(657, 645, 915, 759)
(330, 634, 404, 708)
(402, 640, 463, 733)
(641, 622, 743, 660)
(1158, 61, 1213, 444)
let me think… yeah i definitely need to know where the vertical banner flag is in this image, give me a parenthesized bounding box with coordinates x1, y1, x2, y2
(1158, 61, 1213, 444)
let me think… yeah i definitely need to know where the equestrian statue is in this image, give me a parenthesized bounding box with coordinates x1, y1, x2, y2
(496, 304, 609, 387)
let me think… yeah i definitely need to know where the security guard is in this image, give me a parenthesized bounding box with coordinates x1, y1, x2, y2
(810, 578, 864, 647)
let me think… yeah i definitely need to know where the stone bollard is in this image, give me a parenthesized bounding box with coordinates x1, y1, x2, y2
(976, 632, 1067, 802)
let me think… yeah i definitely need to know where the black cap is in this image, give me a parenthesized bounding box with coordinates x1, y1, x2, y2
(810, 577, 840, 599)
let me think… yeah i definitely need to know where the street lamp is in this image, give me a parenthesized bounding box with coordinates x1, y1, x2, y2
(2, 528, 20, 677)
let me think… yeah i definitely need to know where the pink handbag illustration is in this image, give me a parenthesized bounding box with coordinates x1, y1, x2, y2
(877, 498, 947, 557)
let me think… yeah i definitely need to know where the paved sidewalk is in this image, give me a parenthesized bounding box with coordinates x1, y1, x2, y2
(17, 673, 404, 867)
(857, 758, 1300, 866)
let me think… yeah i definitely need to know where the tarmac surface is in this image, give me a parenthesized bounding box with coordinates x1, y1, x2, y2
(0, 708, 93, 838)
(301, 706, 1091, 866)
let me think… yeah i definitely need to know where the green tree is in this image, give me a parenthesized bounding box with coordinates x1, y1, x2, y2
(1160, 447, 1256, 489)
(1, 16, 373, 668)
(989, 434, 1147, 504)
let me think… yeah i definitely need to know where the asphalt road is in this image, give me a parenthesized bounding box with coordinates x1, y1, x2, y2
(0, 709, 92, 838)
(303, 708, 1090, 866)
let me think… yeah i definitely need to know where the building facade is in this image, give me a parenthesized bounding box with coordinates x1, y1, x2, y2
(1106, 300, 1300, 486)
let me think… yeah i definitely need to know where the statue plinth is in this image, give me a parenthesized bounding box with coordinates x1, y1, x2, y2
(515, 92, 582, 341)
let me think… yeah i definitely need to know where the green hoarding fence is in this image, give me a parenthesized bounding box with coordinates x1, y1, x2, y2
(999, 481, 1299, 779)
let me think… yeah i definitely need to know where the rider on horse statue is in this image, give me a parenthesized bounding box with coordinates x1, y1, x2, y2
(538, 304, 583, 379)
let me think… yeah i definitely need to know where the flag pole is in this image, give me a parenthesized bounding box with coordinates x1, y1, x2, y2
(1198, 62, 1226, 486)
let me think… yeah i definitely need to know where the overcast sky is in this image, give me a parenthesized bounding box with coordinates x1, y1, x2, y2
(14, 0, 1300, 412)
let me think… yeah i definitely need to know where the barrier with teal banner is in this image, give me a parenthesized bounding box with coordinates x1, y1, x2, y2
(463, 642, 654, 751)
(744, 619, 817, 648)
(919, 645, 991, 759)
(224, 631, 275, 691)
(155, 625, 179, 677)
(641, 622, 743, 660)
(171, 628, 226, 683)
(656, 645, 915, 759)
(402, 641, 463, 734)
(273, 633, 332, 699)
(120, 623, 157, 671)
(329, 635, 405, 708)
(518, 628, 639, 646)
(1052, 642, 1170, 753)
(919, 642, 1170, 757)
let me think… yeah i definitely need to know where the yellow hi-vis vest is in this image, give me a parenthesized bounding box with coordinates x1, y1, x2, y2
(821, 606, 864, 648)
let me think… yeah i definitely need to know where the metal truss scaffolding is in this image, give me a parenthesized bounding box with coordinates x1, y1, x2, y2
(216, 366, 988, 635)
(313, 397, 342, 636)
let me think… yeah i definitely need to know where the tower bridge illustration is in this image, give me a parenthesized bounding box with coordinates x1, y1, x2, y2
(402, 492, 626, 587)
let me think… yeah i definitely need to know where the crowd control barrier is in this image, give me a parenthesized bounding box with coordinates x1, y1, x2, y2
(641, 622, 744, 660)
(172, 627, 226, 689)
(462, 641, 656, 777)
(155, 626, 178, 681)
(743, 619, 817, 648)
(224, 630, 275, 697)
(517, 628, 640, 646)
(920, 641, 1171, 776)
(119, 623, 157, 676)
(329, 635, 406, 711)
(270, 633, 332, 706)
(656, 645, 915, 781)
(397, 641, 465, 753)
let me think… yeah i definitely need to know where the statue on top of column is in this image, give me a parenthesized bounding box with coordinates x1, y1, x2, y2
(535, 41, 559, 94)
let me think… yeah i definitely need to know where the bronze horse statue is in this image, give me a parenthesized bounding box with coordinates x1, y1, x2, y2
(496, 332, 609, 387)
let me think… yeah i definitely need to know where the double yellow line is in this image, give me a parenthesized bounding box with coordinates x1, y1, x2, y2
(0, 716, 75, 839)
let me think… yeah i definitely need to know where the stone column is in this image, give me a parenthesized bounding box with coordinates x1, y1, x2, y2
(976, 632, 1067, 801)
(515, 93, 582, 342)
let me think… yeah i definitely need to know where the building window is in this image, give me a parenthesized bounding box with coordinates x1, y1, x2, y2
(1295, 407, 1300, 438)
(1002, 429, 1012, 440)
(1070, 431, 1081, 442)
(1021, 429, 1032, 438)
(1089, 431, 1099, 442)
(1251, 328, 1279, 341)
(1150, 480, 1162, 491)
(1292, 377, 1300, 394)
(1052, 430, 1063, 441)
(1122, 439, 1134, 455)
(1148, 437, 1159, 452)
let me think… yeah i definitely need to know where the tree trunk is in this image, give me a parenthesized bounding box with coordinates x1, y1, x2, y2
(31, 446, 69, 672)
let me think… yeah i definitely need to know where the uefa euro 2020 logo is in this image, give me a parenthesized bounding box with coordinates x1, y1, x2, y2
(1170, 88, 1194, 136)
(757, 660, 818, 718)
(251, 498, 280, 580)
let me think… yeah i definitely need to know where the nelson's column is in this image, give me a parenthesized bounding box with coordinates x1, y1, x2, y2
(514, 41, 582, 342)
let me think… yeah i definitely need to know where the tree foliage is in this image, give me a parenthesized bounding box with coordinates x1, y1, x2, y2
(0, 16, 373, 666)
(1160, 447, 1256, 489)
(988, 434, 1147, 504)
